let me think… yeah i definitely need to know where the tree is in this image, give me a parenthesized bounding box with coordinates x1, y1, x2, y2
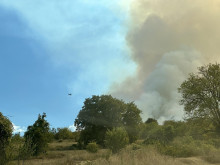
(140, 119, 159, 139)
(123, 102, 142, 143)
(145, 118, 158, 124)
(24, 113, 50, 155)
(105, 127, 129, 153)
(0, 112, 13, 165)
(74, 95, 142, 146)
(178, 63, 220, 130)
(55, 127, 73, 140)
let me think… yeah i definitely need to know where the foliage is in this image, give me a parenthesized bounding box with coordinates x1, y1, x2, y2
(55, 127, 73, 140)
(105, 127, 129, 153)
(123, 102, 142, 143)
(86, 142, 99, 153)
(24, 112, 50, 156)
(140, 119, 159, 139)
(163, 120, 187, 137)
(5, 133, 24, 161)
(75, 95, 142, 146)
(17, 137, 36, 163)
(178, 63, 220, 130)
(143, 124, 174, 145)
(0, 112, 13, 165)
(72, 131, 80, 142)
(145, 118, 158, 124)
(158, 136, 217, 157)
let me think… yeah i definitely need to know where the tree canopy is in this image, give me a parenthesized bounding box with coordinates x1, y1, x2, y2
(74, 95, 142, 146)
(178, 63, 220, 130)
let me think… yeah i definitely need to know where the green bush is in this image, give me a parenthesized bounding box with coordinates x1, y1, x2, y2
(105, 127, 129, 153)
(24, 113, 50, 156)
(16, 137, 36, 163)
(55, 127, 73, 140)
(0, 112, 13, 165)
(143, 125, 174, 145)
(158, 136, 217, 157)
(86, 142, 99, 153)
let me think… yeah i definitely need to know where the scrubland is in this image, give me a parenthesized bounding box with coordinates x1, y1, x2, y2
(7, 139, 220, 165)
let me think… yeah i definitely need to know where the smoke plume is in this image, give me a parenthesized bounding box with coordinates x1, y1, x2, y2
(111, 0, 220, 122)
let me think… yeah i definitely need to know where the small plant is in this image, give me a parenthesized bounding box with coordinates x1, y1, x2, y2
(86, 142, 99, 153)
(105, 127, 129, 153)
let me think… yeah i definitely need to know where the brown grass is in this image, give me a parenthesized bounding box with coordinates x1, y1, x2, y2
(89, 146, 213, 165)
(8, 140, 220, 165)
(202, 150, 220, 164)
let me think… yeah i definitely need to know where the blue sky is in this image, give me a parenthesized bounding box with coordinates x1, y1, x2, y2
(0, 0, 136, 133)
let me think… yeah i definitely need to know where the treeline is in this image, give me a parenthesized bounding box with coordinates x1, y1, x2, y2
(1, 63, 220, 164)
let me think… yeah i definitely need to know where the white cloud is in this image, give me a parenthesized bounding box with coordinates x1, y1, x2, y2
(68, 124, 76, 132)
(12, 123, 26, 134)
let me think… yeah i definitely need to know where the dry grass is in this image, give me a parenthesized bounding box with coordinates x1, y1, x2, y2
(8, 140, 109, 165)
(8, 140, 220, 165)
(88, 146, 213, 165)
(48, 140, 77, 151)
(202, 150, 220, 164)
(8, 149, 110, 165)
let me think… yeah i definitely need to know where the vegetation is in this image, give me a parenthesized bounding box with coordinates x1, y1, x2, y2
(55, 127, 74, 140)
(2, 63, 220, 165)
(178, 63, 220, 130)
(74, 95, 142, 146)
(86, 142, 99, 153)
(105, 127, 129, 153)
(24, 113, 50, 156)
(0, 112, 13, 165)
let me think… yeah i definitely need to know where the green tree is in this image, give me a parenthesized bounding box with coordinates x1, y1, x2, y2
(143, 125, 174, 145)
(55, 127, 73, 140)
(105, 127, 129, 153)
(178, 63, 220, 130)
(140, 119, 159, 139)
(24, 113, 50, 155)
(145, 118, 158, 124)
(123, 102, 142, 143)
(0, 112, 13, 165)
(74, 95, 142, 146)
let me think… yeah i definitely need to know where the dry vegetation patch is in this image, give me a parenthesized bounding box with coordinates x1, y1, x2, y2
(8, 139, 220, 165)
(87, 146, 215, 165)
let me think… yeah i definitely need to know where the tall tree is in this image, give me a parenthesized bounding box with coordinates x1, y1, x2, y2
(178, 63, 220, 130)
(74, 95, 142, 146)
(0, 112, 13, 165)
(24, 113, 50, 155)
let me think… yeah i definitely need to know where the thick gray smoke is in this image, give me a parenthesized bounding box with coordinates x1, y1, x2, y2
(111, 0, 220, 122)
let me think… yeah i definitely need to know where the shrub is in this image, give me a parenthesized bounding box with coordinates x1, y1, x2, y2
(105, 127, 129, 153)
(86, 142, 99, 153)
(0, 112, 13, 165)
(143, 125, 174, 145)
(55, 127, 73, 140)
(158, 136, 217, 157)
(24, 113, 50, 156)
(17, 137, 36, 163)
